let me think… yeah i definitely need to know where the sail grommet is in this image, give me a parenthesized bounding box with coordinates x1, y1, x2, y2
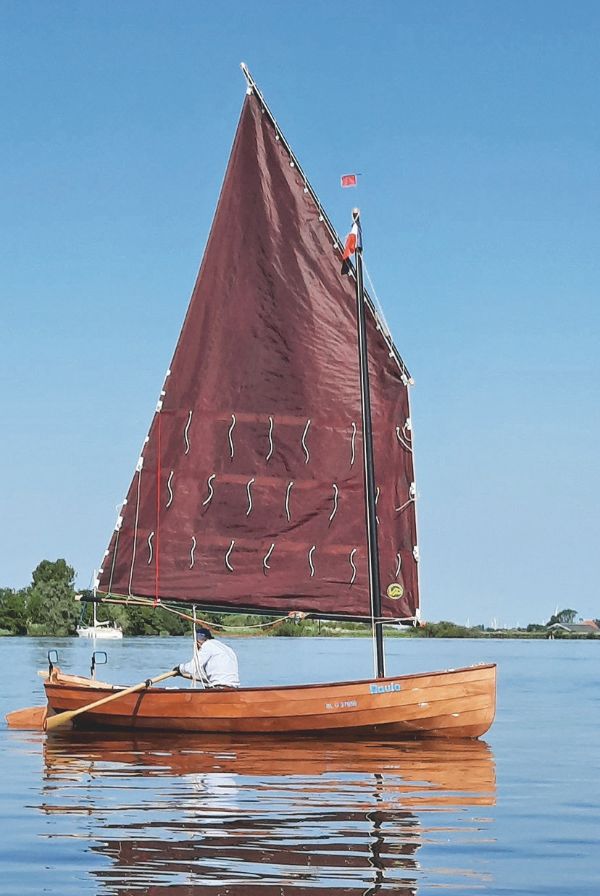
(228, 414, 237, 459)
(395, 482, 416, 513)
(349, 548, 357, 585)
(202, 474, 216, 507)
(263, 543, 275, 573)
(266, 416, 274, 461)
(246, 478, 255, 516)
(395, 425, 413, 453)
(328, 484, 339, 524)
(301, 419, 311, 464)
(184, 410, 193, 455)
(285, 481, 294, 521)
(166, 471, 174, 508)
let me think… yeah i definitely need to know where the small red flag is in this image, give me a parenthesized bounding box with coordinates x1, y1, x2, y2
(342, 227, 358, 259)
(340, 173, 357, 188)
(342, 220, 362, 260)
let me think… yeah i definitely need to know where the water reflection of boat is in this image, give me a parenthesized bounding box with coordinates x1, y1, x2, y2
(40, 734, 495, 893)
(43, 731, 495, 802)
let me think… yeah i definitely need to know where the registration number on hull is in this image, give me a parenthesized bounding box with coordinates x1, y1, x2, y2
(324, 699, 358, 710)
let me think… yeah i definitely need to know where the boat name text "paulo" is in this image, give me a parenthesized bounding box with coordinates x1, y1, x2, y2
(370, 682, 401, 694)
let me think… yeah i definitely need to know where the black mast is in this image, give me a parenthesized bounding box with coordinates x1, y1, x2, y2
(352, 209, 386, 678)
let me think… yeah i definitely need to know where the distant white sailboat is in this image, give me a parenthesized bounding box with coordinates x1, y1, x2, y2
(76, 598, 123, 640)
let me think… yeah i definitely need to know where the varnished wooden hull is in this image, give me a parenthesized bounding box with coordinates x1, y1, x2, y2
(44, 663, 496, 738)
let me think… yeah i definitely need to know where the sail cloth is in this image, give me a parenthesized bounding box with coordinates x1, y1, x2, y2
(98, 92, 419, 622)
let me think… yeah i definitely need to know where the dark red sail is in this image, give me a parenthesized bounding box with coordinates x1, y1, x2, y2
(97, 90, 419, 622)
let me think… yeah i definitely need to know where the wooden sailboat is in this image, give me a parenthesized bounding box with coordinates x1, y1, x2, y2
(41, 64, 496, 738)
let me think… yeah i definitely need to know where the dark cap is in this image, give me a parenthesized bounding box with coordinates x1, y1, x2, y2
(195, 626, 213, 641)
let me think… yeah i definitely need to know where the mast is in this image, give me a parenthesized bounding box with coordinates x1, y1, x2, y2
(352, 209, 385, 678)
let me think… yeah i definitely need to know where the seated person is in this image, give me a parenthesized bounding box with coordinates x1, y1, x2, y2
(174, 627, 240, 688)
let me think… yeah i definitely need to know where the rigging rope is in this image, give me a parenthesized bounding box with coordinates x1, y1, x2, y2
(94, 593, 309, 635)
(155, 413, 161, 606)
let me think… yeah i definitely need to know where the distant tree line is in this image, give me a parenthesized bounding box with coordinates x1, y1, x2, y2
(0, 559, 192, 637)
(0, 561, 598, 638)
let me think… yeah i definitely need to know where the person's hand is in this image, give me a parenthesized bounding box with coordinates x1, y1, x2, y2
(172, 665, 182, 675)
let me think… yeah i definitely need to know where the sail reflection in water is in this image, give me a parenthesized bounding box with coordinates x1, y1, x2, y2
(40, 734, 496, 893)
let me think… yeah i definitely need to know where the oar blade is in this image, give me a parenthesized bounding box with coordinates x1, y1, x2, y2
(5, 706, 48, 730)
(44, 709, 76, 732)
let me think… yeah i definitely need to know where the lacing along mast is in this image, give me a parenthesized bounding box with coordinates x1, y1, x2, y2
(350, 209, 386, 678)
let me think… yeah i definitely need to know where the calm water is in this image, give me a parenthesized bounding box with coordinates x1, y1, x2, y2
(1, 636, 598, 895)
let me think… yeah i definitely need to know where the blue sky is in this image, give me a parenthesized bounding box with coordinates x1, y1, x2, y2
(1, 1, 598, 625)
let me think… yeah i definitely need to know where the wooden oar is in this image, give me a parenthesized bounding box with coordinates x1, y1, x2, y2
(5, 705, 48, 729)
(44, 669, 178, 732)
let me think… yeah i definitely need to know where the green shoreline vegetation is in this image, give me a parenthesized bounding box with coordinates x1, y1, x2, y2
(1, 560, 598, 640)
